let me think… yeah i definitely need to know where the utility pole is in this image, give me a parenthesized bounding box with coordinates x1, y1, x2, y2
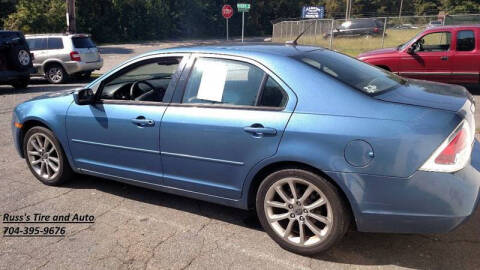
(345, 0, 349, 19)
(399, 0, 404, 18)
(66, 0, 76, 33)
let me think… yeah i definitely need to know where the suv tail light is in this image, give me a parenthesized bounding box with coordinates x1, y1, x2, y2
(420, 120, 474, 173)
(373, 27, 379, 33)
(70, 51, 81, 62)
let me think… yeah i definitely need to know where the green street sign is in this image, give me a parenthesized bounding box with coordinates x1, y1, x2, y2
(237, 3, 250, 12)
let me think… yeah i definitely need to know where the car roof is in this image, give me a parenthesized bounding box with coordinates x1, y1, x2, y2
(25, 33, 91, 38)
(426, 24, 480, 30)
(140, 43, 323, 58)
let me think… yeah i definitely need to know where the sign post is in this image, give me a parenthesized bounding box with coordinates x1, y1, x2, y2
(237, 3, 251, 43)
(222, 5, 233, 41)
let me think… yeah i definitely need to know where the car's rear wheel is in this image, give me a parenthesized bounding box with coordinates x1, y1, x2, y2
(256, 169, 350, 255)
(45, 64, 68, 84)
(23, 126, 73, 185)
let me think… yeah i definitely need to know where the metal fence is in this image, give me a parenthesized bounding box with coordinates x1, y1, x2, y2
(272, 14, 480, 56)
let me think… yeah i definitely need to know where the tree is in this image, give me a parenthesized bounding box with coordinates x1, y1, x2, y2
(3, 0, 66, 33)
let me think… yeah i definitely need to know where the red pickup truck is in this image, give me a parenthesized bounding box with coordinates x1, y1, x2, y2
(358, 25, 480, 85)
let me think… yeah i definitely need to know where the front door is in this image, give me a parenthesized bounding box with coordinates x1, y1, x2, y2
(160, 56, 295, 199)
(399, 31, 452, 83)
(66, 56, 185, 184)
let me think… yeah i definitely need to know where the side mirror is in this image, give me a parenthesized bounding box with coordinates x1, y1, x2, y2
(407, 45, 415, 54)
(73, 88, 95, 105)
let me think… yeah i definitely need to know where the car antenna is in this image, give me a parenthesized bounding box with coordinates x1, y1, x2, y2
(286, 20, 316, 46)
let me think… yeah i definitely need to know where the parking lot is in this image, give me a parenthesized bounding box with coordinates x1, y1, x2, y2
(1, 43, 480, 270)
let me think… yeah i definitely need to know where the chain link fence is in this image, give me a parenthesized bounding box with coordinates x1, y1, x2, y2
(272, 14, 480, 56)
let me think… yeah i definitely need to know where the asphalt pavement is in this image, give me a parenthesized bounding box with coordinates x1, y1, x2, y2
(0, 42, 479, 270)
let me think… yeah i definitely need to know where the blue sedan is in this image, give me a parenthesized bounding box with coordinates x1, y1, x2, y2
(11, 44, 480, 255)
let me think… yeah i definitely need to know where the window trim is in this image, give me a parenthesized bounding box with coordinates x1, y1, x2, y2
(93, 54, 188, 105)
(174, 54, 290, 111)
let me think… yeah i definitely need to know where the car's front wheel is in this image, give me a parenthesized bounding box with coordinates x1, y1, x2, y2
(256, 169, 350, 255)
(23, 126, 73, 185)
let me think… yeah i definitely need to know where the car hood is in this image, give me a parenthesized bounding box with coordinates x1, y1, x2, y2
(358, 47, 398, 58)
(374, 79, 472, 112)
(27, 89, 77, 102)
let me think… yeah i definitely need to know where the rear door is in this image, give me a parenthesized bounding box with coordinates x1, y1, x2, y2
(160, 55, 296, 199)
(450, 28, 480, 84)
(399, 31, 452, 83)
(71, 36, 100, 63)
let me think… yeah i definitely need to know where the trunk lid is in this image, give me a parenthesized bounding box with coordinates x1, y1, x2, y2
(374, 79, 474, 112)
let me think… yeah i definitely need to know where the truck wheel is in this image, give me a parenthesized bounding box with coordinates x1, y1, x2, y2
(11, 77, 30, 89)
(8, 45, 31, 70)
(45, 64, 68, 84)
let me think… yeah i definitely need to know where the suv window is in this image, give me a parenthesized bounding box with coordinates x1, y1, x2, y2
(101, 57, 181, 102)
(47, 38, 63, 50)
(294, 50, 405, 94)
(72, 37, 95, 48)
(418, 32, 451, 52)
(182, 58, 265, 107)
(26, 38, 47, 51)
(456, 30, 475, 51)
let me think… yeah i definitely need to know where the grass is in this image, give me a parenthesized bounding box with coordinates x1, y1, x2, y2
(274, 28, 425, 57)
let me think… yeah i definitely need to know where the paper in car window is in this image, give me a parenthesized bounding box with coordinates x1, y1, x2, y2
(196, 60, 227, 102)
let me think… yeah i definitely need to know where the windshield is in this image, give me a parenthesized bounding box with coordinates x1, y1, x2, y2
(293, 50, 406, 94)
(399, 32, 423, 50)
(72, 37, 96, 48)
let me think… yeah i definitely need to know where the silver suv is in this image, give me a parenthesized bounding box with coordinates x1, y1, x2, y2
(26, 34, 103, 83)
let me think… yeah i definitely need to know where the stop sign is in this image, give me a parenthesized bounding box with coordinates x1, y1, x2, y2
(222, 4, 233, 19)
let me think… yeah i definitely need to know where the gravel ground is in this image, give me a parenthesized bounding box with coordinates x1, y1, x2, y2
(0, 43, 479, 270)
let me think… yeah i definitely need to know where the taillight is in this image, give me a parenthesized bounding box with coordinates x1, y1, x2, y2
(373, 27, 379, 33)
(420, 120, 473, 173)
(70, 51, 81, 62)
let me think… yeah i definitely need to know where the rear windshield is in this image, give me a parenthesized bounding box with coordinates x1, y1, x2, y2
(72, 37, 96, 48)
(293, 50, 405, 94)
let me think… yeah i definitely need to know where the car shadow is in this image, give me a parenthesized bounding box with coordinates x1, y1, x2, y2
(62, 174, 480, 269)
(98, 47, 134, 54)
(0, 78, 95, 96)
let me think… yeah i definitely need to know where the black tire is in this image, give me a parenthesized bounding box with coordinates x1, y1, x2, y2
(8, 44, 31, 70)
(256, 169, 350, 255)
(45, 64, 68, 84)
(23, 126, 73, 186)
(11, 77, 30, 89)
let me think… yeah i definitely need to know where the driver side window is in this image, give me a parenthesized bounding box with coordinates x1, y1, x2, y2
(101, 57, 182, 102)
(417, 32, 451, 52)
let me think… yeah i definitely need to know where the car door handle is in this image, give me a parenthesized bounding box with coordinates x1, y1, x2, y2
(131, 117, 155, 127)
(243, 125, 277, 136)
(440, 56, 448, 61)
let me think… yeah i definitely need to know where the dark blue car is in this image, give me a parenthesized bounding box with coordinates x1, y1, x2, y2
(11, 44, 480, 255)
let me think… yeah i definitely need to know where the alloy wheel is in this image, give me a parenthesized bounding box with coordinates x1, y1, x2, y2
(18, 50, 30, 66)
(26, 133, 60, 181)
(48, 67, 63, 83)
(264, 177, 333, 247)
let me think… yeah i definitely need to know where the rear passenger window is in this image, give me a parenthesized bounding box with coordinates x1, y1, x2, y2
(182, 58, 264, 106)
(456, 30, 475, 51)
(26, 38, 47, 51)
(47, 38, 63, 50)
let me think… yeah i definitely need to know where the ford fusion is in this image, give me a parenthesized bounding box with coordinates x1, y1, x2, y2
(11, 44, 480, 255)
